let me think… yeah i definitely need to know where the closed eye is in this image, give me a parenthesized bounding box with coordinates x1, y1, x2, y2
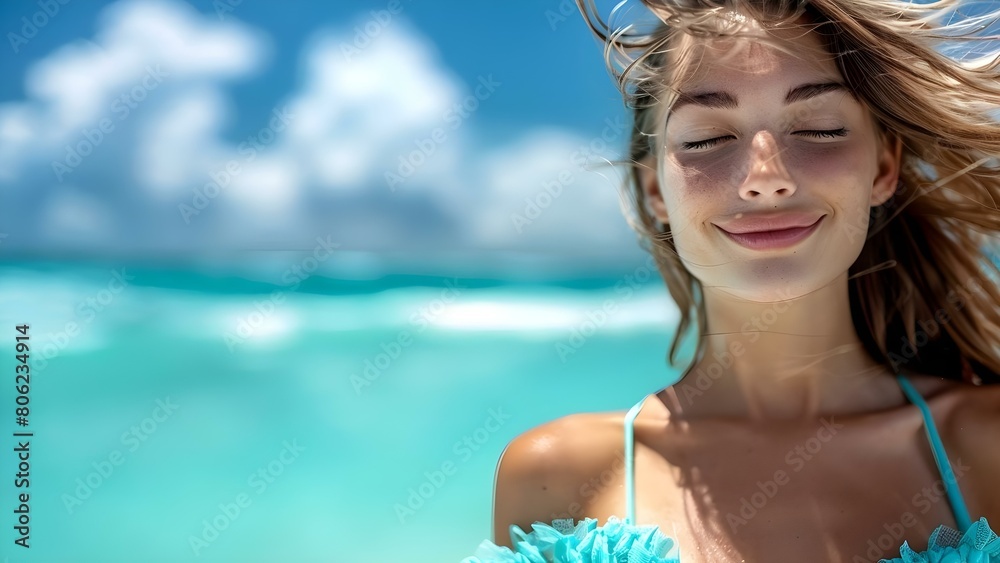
(681, 128, 849, 151)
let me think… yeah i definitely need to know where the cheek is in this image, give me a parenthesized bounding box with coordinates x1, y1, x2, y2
(669, 151, 744, 193)
(661, 153, 733, 209)
(657, 186, 715, 263)
(791, 144, 865, 178)
(798, 144, 878, 224)
(835, 188, 875, 239)
(655, 163, 728, 257)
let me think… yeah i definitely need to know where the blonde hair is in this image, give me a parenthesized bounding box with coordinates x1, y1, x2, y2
(576, 0, 1000, 383)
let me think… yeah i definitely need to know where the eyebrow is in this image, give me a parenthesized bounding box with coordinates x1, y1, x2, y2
(670, 81, 851, 114)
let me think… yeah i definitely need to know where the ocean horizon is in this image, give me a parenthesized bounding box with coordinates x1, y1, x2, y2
(0, 258, 688, 562)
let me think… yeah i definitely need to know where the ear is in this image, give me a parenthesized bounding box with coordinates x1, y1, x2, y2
(870, 129, 903, 207)
(637, 155, 670, 226)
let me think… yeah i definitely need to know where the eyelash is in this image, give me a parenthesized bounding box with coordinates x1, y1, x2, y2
(681, 128, 849, 151)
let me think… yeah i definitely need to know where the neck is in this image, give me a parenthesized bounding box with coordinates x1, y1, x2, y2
(669, 272, 901, 421)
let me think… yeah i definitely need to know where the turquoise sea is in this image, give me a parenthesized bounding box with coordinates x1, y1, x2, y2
(0, 259, 689, 562)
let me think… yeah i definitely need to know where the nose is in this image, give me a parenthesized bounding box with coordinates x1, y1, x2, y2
(738, 131, 796, 201)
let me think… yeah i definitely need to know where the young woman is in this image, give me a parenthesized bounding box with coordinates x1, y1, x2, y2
(463, 0, 1000, 561)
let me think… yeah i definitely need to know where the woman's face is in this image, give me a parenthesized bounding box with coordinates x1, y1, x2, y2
(648, 22, 902, 302)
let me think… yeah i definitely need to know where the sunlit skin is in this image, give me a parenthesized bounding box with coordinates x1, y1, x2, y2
(641, 18, 904, 419)
(619, 17, 1000, 560)
(493, 14, 1000, 563)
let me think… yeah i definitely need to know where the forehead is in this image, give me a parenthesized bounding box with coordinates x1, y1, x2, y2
(666, 15, 838, 92)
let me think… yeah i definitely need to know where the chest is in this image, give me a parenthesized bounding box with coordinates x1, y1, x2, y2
(589, 422, 979, 562)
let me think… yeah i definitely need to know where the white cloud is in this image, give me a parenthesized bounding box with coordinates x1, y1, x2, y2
(25, 40, 138, 134)
(227, 154, 303, 215)
(471, 128, 635, 251)
(96, 0, 264, 78)
(0, 0, 640, 264)
(136, 87, 232, 197)
(0, 104, 38, 182)
(0, 0, 266, 188)
(40, 187, 116, 246)
(282, 26, 464, 192)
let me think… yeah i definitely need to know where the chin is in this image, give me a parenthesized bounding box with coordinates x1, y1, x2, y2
(720, 283, 814, 303)
(702, 264, 843, 303)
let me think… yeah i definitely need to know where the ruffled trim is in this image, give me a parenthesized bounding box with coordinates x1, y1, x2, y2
(879, 517, 1000, 563)
(461, 516, 681, 563)
(461, 516, 999, 562)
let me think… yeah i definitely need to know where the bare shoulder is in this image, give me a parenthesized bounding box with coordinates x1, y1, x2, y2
(909, 372, 1000, 510)
(903, 371, 1000, 432)
(490, 410, 626, 548)
(905, 370, 1000, 414)
(935, 378, 1000, 441)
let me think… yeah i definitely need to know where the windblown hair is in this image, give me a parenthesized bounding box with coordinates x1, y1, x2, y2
(576, 0, 1000, 383)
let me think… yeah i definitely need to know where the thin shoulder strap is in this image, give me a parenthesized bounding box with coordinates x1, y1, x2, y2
(624, 396, 647, 526)
(895, 371, 974, 533)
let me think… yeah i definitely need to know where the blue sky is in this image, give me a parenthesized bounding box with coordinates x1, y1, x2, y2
(3, 0, 994, 273)
(0, 0, 622, 133)
(0, 0, 653, 273)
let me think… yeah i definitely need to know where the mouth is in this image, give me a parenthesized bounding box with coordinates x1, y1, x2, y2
(716, 216, 824, 250)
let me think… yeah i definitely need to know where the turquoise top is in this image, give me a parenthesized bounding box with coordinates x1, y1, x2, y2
(462, 370, 1000, 563)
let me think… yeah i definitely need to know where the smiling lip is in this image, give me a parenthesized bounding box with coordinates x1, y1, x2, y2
(717, 216, 824, 250)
